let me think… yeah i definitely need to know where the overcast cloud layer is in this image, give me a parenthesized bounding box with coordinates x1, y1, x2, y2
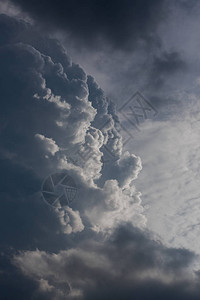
(6, 0, 166, 50)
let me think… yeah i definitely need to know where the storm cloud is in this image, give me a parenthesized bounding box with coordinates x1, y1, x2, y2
(1, 9, 200, 300)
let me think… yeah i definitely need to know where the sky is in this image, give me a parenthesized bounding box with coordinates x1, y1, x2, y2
(1, 0, 200, 299)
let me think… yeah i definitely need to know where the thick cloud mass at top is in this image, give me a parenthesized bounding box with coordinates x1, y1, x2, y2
(8, 0, 165, 50)
(0, 13, 144, 237)
(1, 13, 200, 300)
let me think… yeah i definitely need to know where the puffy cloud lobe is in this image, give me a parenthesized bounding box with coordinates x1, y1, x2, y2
(101, 151, 142, 188)
(68, 126, 104, 180)
(56, 205, 84, 234)
(87, 75, 122, 159)
(35, 133, 59, 157)
(81, 179, 146, 233)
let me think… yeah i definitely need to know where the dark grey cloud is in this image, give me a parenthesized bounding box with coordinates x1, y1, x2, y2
(14, 224, 200, 300)
(178, 0, 199, 11)
(0, 252, 47, 300)
(148, 51, 187, 88)
(153, 51, 187, 75)
(8, 0, 166, 50)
